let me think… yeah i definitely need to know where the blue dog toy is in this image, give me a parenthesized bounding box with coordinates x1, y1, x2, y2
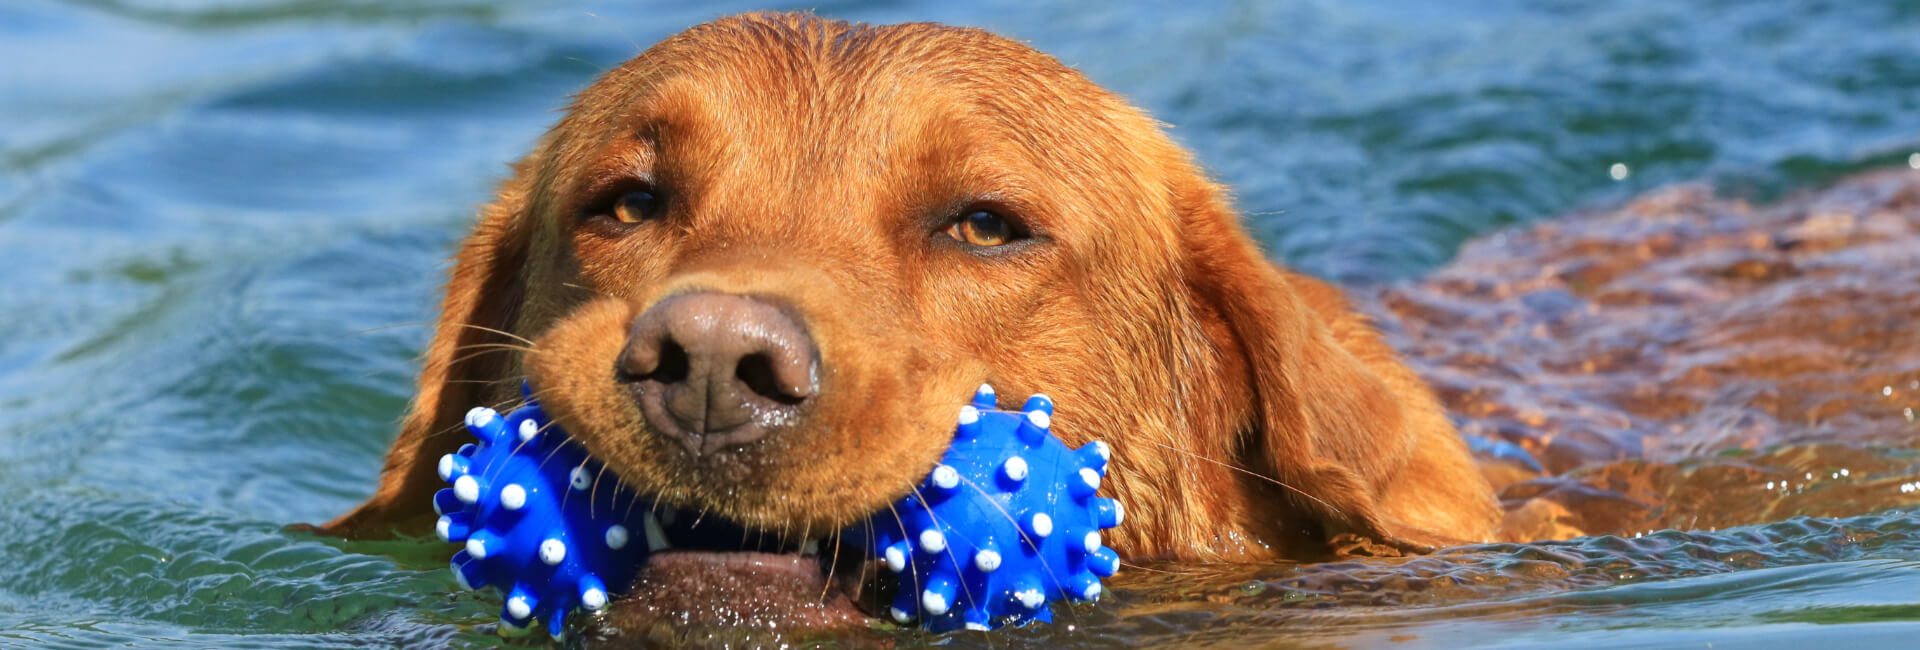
(434, 383, 1121, 638)
(433, 386, 654, 640)
(864, 384, 1124, 631)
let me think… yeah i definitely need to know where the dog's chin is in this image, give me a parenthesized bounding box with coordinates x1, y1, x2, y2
(588, 505, 893, 636)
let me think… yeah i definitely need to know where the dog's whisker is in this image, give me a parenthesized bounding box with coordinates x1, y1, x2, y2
(587, 461, 610, 521)
(557, 453, 588, 513)
(620, 475, 642, 521)
(442, 321, 537, 346)
(443, 342, 538, 358)
(442, 346, 539, 371)
(559, 281, 612, 298)
(820, 527, 842, 604)
(856, 519, 874, 604)
(1142, 440, 1342, 516)
(417, 389, 530, 449)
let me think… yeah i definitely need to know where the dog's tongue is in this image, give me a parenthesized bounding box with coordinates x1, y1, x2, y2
(602, 551, 865, 630)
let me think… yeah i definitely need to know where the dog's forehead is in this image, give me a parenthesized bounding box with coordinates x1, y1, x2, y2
(545, 14, 1196, 259)
(630, 26, 1061, 166)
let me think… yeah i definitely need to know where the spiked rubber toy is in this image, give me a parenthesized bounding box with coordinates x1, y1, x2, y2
(431, 383, 1124, 636)
(434, 386, 654, 641)
(857, 384, 1125, 632)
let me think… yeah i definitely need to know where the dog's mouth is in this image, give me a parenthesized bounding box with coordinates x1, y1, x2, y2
(593, 504, 892, 633)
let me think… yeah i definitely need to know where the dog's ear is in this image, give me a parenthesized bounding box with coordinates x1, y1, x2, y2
(317, 162, 537, 539)
(1176, 180, 1497, 553)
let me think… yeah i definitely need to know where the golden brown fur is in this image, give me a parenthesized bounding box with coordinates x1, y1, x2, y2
(324, 12, 1498, 575)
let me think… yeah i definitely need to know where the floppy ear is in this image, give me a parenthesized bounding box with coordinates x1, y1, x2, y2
(318, 163, 536, 539)
(1177, 181, 1498, 553)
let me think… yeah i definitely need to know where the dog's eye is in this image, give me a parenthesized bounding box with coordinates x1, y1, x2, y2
(611, 189, 664, 224)
(944, 210, 1022, 247)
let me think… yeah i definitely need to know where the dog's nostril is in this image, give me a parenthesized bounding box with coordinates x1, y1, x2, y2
(652, 338, 691, 384)
(735, 353, 807, 406)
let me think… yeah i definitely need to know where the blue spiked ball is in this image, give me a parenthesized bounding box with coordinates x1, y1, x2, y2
(433, 383, 1122, 636)
(434, 386, 654, 640)
(855, 384, 1124, 632)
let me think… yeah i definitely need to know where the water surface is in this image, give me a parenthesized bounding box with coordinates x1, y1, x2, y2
(4, 0, 1920, 647)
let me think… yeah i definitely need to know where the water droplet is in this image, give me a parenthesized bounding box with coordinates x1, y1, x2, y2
(1609, 163, 1630, 180)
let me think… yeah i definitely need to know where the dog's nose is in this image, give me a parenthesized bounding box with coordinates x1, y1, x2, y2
(618, 292, 817, 454)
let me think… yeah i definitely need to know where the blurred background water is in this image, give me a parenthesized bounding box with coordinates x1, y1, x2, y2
(2, 0, 1918, 647)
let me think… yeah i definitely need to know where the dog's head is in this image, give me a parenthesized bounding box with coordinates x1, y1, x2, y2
(330, 12, 1497, 632)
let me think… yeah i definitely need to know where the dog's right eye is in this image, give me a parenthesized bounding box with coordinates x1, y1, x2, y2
(610, 189, 664, 224)
(943, 209, 1027, 248)
(581, 182, 667, 228)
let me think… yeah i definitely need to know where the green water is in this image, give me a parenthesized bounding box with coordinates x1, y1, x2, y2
(3, 0, 1919, 647)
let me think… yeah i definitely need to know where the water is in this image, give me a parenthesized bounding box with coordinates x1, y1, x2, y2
(3, 0, 1919, 647)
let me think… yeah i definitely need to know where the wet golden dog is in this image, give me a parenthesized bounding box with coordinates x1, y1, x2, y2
(322, 12, 1500, 627)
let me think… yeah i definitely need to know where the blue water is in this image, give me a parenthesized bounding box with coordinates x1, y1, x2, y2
(3, 0, 1919, 647)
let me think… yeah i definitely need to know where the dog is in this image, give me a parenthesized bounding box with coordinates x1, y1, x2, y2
(319, 12, 1501, 629)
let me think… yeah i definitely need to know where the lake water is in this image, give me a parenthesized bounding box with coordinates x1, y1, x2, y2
(3, 0, 1919, 647)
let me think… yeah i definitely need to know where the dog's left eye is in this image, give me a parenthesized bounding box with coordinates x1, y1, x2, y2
(944, 210, 1023, 247)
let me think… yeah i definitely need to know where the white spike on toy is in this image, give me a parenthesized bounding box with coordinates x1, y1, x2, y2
(885, 541, 910, 573)
(974, 548, 1002, 572)
(453, 475, 480, 504)
(1002, 456, 1029, 482)
(1029, 512, 1053, 538)
(930, 464, 959, 490)
(499, 484, 526, 510)
(451, 559, 474, 590)
(922, 589, 951, 616)
(1026, 409, 1051, 429)
(466, 535, 491, 560)
(919, 528, 947, 553)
